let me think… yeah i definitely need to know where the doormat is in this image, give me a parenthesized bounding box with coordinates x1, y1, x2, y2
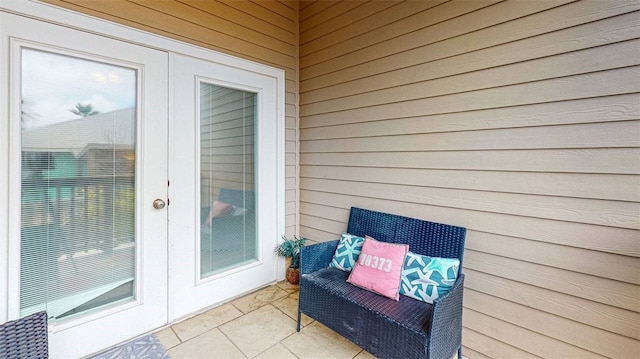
(89, 334, 170, 359)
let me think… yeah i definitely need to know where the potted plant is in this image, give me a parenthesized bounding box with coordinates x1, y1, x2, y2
(275, 235, 306, 284)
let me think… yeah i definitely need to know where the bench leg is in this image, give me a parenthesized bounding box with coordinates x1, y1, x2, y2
(458, 347, 462, 359)
(297, 310, 302, 332)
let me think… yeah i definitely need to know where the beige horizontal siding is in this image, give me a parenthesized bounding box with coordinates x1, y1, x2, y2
(301, 178, 640, 230)
(299, 1, 640, 358)
(462, 331, 539, 359)
(300, 149, 639, 174)
(299, 0, 363, 35)
(465, 269, 639, 340)
(464, 308, 609, 359)
(42, 0, 300, 235)
(468, 288, 638, 358)
(301, 41, 640, 114)
(301, 166, 640, 202)
(300, 193, 639, 259)
(300, 0, 638, 88)
(301, 94, 640, 138)
(301, 66, 640, 124)
(302, 12, 640, 103)
(303, 121, 639, 151)
(299, 0, 402, 46)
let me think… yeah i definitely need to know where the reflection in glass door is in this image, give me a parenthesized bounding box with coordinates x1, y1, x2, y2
(200, 84, 257, 277)
(20, 48, 137, 322)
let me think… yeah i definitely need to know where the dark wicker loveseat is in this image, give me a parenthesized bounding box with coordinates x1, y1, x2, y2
(0, 311, 49, 358)
(297, 207, 466, 359)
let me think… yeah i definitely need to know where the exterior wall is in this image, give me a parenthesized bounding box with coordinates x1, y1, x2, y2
(298, 1, 640, 358)
(41, 0, 300, 236)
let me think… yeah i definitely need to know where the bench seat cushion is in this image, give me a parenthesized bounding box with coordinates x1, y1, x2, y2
(300, 267, 433, 358)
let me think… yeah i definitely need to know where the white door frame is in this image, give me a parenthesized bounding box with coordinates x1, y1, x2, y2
(0, 0, 285, 353)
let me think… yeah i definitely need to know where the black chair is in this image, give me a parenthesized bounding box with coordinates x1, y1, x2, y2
(0, 311, 49, 358)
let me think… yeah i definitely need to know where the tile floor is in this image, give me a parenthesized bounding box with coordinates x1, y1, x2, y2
(155, 281, 464, 359)
(154, 281, 376, 359)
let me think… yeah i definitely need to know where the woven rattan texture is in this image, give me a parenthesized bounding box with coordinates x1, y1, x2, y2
(0, 311, 48, 359)
(301, 269, 429, 358)
(305, 268, 434, 329)
(430, 275, 465, 358)
(300, 240, 338, 275)
(347, 207, 466, 268)
(299, 207, 466, 359)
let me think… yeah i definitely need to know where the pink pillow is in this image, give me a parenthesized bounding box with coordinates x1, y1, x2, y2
(347, 235, 409, 300)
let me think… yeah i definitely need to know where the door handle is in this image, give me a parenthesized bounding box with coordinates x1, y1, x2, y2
(152, 199, 166, 210)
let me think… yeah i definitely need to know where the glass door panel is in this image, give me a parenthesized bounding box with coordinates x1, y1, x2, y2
(200, 83, 257, 277)
(20, 48, 138, 322)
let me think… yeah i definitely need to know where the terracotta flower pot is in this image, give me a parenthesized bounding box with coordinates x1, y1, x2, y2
(286, 266, 300, 285)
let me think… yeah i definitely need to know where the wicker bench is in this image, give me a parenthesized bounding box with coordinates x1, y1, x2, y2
(297, 207, 466, 359)
(0, 311, 49, 359)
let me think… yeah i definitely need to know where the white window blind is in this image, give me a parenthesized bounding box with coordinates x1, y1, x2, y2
(199, 83, 257, 277)
(20, 48, 137, 322)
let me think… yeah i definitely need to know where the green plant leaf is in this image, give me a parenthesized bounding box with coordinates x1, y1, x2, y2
(275, 235, 306, 268)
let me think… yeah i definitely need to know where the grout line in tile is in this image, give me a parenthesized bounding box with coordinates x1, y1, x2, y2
(218, 323, 250, 359)
(278, 333, 301, 359)
(254, 342, 300, 359)
(170, 326, 182, 345)
(167, 283, 328, 358)
(170, 330, 200, 347)
(230, 301, 268, 316)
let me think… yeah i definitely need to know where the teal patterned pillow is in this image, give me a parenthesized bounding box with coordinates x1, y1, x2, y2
(399, 251, 460, 304)
(329, 232, 365, 272)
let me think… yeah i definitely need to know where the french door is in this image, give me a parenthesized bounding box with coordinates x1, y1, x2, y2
(1, 12, 168, 359)
(1, 3, 284, 357)
(170, 54, 281, 319)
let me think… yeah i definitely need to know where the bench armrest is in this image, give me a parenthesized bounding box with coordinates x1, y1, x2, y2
(429, 274, 465, 358)
(300, 240, 339, 275)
